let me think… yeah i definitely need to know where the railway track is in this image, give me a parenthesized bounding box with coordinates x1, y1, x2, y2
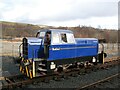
(78, 73, 119, 89)
(1, 57, 119, 89)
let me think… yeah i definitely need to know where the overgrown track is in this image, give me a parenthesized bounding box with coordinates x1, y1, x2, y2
(1, 57, 119, 89)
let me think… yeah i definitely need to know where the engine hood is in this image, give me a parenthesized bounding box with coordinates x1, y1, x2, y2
(24, 37, 43, 45)
(75, 38, 98, 44)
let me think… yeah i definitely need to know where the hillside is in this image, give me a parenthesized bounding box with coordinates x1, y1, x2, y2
(0, 21, 118, 43)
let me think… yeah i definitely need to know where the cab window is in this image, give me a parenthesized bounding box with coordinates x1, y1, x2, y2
(60, 33, 75, 44)
(52, 32, 60, 44)
(51, 32, 76, 45)
(44, 31, 51, 45)
(66, 33, 75, 44)
(61, 34, 67, 43)
(36, 31, 46, 38)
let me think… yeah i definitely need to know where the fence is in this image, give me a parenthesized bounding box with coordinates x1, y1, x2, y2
(1, 40, 21, 57)
(0, 40, 118, 58)
(99, 43, 118, 57)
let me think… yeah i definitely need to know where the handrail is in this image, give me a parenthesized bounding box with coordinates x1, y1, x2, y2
(19, 43, 23, 57)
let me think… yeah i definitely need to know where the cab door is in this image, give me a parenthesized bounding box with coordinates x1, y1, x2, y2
(36, 30, 51, 59)
(43, 31, 51, 59)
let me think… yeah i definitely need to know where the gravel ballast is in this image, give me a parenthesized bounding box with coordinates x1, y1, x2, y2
(24, 64, 119, 88)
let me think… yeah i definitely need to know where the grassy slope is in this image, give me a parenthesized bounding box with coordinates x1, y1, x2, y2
(1, 21, 118, 43)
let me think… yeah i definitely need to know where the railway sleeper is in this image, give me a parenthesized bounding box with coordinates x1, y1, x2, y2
(42, 78, 50, 83)
(2, 59, 119, 89)
(53, 76, 62, 81)
(5, 78, 14, 84)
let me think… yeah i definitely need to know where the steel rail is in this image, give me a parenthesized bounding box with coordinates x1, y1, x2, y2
(77, 73, 119, 89)
(1, 58, 119, 89)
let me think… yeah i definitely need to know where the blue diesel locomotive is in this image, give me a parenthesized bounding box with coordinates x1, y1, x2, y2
(19, 29, 106, 78)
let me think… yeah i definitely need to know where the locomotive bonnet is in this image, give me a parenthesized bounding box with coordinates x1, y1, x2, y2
(19, 29, 106, 78)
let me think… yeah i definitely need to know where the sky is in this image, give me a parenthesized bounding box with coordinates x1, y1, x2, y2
(0, 0, 119, 29)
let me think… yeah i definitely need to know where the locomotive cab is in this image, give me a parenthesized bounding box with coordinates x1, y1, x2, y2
(36, 29, 76, 59)
(36, 30, 51, 58)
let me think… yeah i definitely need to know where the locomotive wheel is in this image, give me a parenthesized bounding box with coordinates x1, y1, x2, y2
(57, 66, 63, 73)
(78, 62, 84, 68)
(93, 62, 97, 65)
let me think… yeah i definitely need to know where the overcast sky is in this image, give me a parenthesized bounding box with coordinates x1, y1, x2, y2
(0, 0, 119, 29)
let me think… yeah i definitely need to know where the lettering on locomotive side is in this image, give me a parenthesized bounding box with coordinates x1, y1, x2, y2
(52, 48, 61, 50)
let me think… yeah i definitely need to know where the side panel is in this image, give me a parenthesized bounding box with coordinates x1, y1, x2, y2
(48, 44, 76, 60)
(28, 45, 44, 59)
(48, 43, 98, 61)
(75, 43, 98, 57)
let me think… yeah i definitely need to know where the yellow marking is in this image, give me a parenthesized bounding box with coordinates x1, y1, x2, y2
(27, 60, 29, 63)
(33, 61, 35, 77)
(22, 69, 24, 74)
(22, 58, 24, 61)
(26, 60, 30, 77)
(103, 53, 104, 64)
(20, 66, 22, 72)
(26, 66, 29, 77)
(29, 70, 33, 79)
